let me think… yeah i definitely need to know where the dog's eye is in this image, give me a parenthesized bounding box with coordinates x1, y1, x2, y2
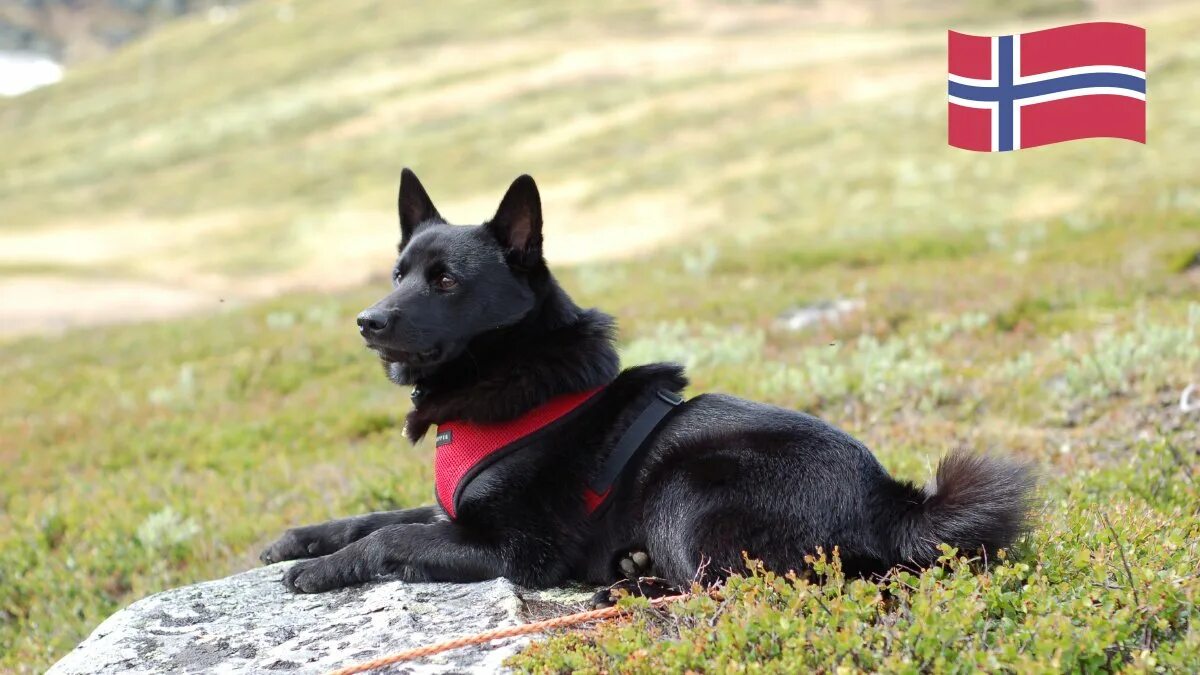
(434, 273, 458, 291)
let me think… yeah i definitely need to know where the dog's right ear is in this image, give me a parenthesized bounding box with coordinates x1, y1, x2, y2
(398, 168, 441, 245)
(487, 174, 543, 268)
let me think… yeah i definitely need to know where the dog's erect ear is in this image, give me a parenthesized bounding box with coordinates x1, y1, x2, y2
(398, 168, 441, 244)
(487, 174, 543, 264)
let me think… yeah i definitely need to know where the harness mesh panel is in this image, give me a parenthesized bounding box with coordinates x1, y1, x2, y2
(434, 387, 603, 519)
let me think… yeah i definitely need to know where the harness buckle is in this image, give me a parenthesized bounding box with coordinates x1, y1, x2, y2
(656, 389, 683, 406)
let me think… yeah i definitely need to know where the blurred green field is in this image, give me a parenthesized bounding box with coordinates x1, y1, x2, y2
(2, 0, 1200, 672)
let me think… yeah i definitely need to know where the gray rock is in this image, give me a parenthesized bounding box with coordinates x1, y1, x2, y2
(48, 563, 595, 674)
(774, 299, 865, 332)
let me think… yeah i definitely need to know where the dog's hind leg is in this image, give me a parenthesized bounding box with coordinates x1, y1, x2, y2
(588, 512, 758, 608)
(618, 550, 653, 579)
(638, 472, 810, 590)
(590, 575, 679, 608)
(260, 505, 443, 564)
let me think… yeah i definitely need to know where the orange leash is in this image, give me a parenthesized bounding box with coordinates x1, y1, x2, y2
(323, 593, 691, 675)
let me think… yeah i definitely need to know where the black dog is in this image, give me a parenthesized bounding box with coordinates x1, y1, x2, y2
(260, 170, 1035, 599)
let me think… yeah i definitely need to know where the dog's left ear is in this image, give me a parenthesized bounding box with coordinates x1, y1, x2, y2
(487, 174, 543, 266)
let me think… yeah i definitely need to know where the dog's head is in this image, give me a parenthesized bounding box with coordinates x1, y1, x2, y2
(358, 169, 547, 381)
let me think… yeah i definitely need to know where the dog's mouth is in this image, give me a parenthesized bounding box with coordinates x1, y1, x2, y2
(367, 343, 443, 367)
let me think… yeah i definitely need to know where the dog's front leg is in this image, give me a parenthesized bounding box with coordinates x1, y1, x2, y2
(261, 505, 443, 564)
(281, 521, 517, 593)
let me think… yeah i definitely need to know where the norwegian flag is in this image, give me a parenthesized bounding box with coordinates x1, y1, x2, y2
(948, 22, 1146, 152)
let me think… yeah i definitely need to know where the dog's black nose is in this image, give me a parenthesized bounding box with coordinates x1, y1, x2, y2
(356, 309, 390, 334)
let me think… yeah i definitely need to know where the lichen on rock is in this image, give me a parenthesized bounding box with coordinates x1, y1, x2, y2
(48, 563, 595, 674)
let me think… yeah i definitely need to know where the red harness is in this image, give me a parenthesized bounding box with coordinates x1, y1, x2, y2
(433, 387, 608, 520)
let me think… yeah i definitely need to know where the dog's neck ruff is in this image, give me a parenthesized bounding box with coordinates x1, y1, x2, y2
(433, 386, 682, 520)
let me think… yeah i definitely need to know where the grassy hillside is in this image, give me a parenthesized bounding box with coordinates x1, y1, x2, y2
(1, 0, 1191, 330)
(2, 0, 1199, 672)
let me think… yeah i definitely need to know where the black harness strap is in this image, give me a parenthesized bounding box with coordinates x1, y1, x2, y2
(588, 389, 683, 495)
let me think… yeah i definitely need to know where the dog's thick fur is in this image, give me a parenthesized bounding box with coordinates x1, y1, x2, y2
(260, 170, 1035, 595)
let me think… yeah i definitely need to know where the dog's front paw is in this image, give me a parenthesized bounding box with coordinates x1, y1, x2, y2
(281, 557, 357, 594)
(260, 526, 336, 565)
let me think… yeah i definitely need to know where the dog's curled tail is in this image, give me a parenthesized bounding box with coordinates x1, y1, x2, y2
(893, 451, 1036, 567)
